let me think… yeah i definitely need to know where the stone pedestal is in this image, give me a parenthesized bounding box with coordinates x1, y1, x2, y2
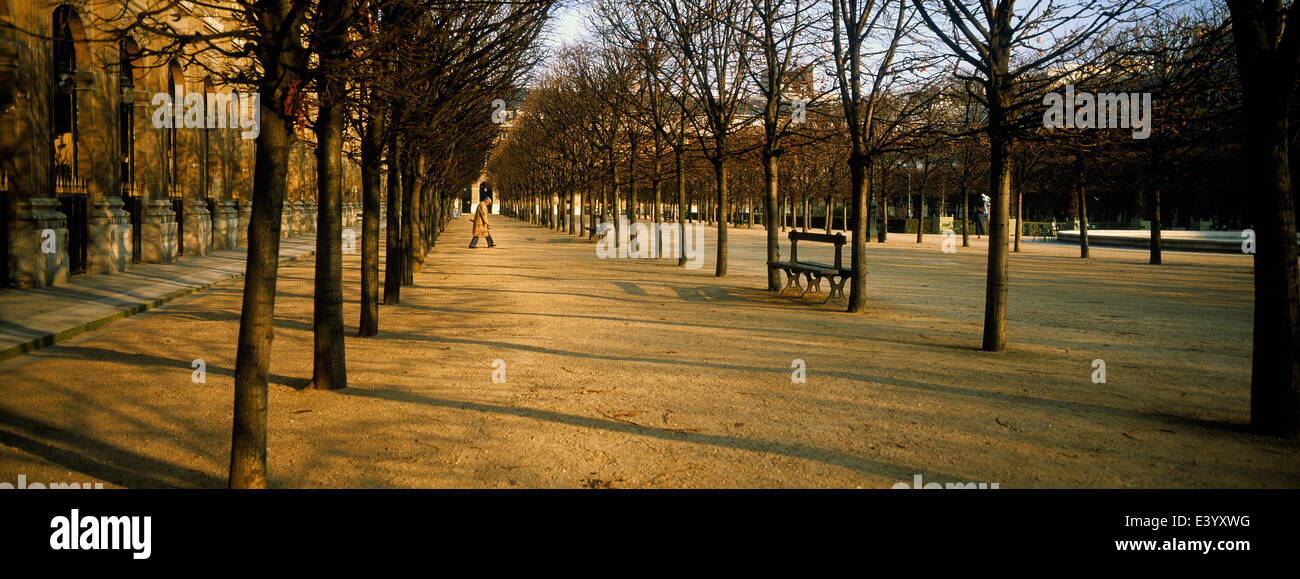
(183, 198, 212, 257)
(8, 197, 68, 288)
(87, 196, 132, 274)
(292, 200, 307, 236)
(237, 200, 252, 247)
(348, 202, 361, 226)
(140, 199, 178, 264)
(281, 203, 294, 238)
(304, 200, 318, 234)
(212, 200, 239, 250)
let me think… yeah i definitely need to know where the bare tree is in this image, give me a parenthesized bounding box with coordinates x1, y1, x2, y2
(306, 0, 358, 391)
(650, 0, 756, 276)
(828, 0, 934, 311)
(911, 0, 1153, 350)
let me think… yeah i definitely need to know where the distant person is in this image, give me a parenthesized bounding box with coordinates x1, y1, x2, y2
(469, 193, 496, 248)
(974, 207, 985, 238)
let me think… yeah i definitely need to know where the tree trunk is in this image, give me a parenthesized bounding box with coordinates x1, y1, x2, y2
(676, 148, 688, 266)
(308, 2, 349, 390)
(1077, 155, 1090, 259)
(1245, 104, 1300, 436)
(916, 192, 924, 243)
(587, 181, 596, 240)
(878, 193, 888, 242)
(824, 197, 832, 234)
(801, 194, 808, 232)
(608, 152, 617, 241)
(763, 153, 780, 289)
(628, 133, 637, 228)
(981, 57, 1014, 351)
(359, 96, 383, 336)
(383, 134, 402, 304)
(847, 154, 869, 312)
(1228, 1, 1300, 435)
(1149, 142, 1163, 265)
(400, 150, 420, 284)
(1014, 188, 1023, 252)
(229, 48, 304, 489)
(654, 179, 663, 254)
(412, 155, 429, 267)
(961, 183, 970, 247)
(779, 194, 786, 231)
(713, 158, 728, 276)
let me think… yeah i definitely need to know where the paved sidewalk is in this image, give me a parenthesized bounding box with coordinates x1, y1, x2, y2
(0, 236, 318, 364)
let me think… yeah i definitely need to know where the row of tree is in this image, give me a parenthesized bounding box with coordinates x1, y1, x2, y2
(492, 0, 1298, 438)
(117, 0, 556, 486)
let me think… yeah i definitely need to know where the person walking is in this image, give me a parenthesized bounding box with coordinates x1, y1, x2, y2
(974, 206, 985, 238)
(470, 193, 496, 248)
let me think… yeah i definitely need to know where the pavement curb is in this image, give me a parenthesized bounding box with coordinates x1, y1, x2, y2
(0, 248, 317, 366)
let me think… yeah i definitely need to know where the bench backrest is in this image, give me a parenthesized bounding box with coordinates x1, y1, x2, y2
(788, 231, 847, 268)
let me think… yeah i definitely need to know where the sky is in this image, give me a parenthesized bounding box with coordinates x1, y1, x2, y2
(547, 1, 589, 50)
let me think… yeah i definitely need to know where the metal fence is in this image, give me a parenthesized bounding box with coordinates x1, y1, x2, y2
(122, 181, 143, 263)
(55, 174, 87, 275)
(170, 183, 184, 255)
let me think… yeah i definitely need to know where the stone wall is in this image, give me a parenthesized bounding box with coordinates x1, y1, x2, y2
(0, 2, 333, 288)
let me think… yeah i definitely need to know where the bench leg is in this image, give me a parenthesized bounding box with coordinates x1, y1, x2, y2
(800, 272, 824, 298)
(822, 275, 849, 303)
(779, 268, 802, 294)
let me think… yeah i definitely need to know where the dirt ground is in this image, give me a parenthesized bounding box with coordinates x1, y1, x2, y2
(0, 215, 1295, 488)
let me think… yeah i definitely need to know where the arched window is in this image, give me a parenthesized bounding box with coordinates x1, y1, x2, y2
(201, 78, 211, 201)
(120, 38, 141, 263)
(167, 60, 185, 255)
(166, 61, 182, 199)
(52, 5, 77, 180)
(52, 5, 87, 274)
(118, 38, 137, 194)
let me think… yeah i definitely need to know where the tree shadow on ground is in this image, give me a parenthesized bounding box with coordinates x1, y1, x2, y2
(0, 407, 224, 488)
(33, 344, 312, 390)
(374, 329, 1248, 435)
(612, 282, 647, 296)
(339, 386, 963, 482)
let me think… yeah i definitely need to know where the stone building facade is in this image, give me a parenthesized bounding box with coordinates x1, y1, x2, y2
(0, 1, 364, 289)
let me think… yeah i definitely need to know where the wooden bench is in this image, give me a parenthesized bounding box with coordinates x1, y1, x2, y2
(768, 231, 851, 303)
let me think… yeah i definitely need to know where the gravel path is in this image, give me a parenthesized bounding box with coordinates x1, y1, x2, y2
(0, 215, 1294, 488)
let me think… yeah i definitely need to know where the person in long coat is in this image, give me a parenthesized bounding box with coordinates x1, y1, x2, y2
(470, 193, 496, 248)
